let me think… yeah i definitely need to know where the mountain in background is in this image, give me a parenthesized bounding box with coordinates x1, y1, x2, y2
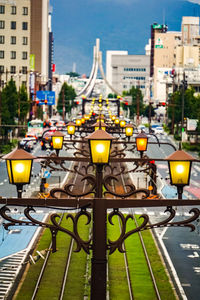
(52, 0, 200, 75)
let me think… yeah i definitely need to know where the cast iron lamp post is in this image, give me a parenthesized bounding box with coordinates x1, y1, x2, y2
(166, 148, 194, 199)
(85, 129, 114, 299)
(51, 131, 65, 156)
(3, 147, 35, 198)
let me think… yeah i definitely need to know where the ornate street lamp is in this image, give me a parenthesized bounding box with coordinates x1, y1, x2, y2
(3, 148, 35, 198)
(136, 132, 148, 158)
(125, 124, 134, 140)
(166, 149, 194, 199)
(75, 119, 82, 127)
(66, 121, 76, 137)
(120, 120, 126, 128)
(114, 118, 120, 125)
(93, 121, 107, 131)
(85, 129, 114, 164)
(51, 131, 65, 156)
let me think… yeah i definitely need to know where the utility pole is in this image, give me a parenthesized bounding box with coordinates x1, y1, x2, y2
(136, 81, 140, 126)
(62, 86, 65, 122)
(181, 71, 187, 142)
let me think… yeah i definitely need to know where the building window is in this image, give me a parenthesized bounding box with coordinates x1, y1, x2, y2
(22, 36, 28, 45)
(10, 66, 16, 74)
(11, 21, 16, 30)
(22, 66, 27, 74)
(11, 6, 16, 15)
(0, 5, 5, 14)
(11, 36, 16, 44)
(0, 51, 4, 58)
(23, 7, 28, 15)
(11, 51, 16, 59)
(22, 22, 28, 30)
(0, 35, 4, 44)
(0, 65, 4, 73)
(0, 20, 5, 29)
(22, 51, 27, 60)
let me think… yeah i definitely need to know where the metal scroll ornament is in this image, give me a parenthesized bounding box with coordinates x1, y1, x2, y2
(107, 207, 200, 254)
(0, 206, 92, 253)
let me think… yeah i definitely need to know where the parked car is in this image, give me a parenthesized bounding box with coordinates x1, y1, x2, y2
(154, 126, 164, 135)
(19, 138, 34, 152)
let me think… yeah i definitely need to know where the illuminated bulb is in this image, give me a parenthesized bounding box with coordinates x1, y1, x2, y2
(15, 163, 25, 173)
(96, 144, 105, 153)
(176, 164, 184, 174)
(54, 138, 61, 144)
(127, 128, 132, 134)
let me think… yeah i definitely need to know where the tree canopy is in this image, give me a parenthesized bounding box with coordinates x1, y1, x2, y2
(57, 82, 77, 116)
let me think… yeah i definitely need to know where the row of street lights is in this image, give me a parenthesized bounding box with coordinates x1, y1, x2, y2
(0, 96, 199, 299)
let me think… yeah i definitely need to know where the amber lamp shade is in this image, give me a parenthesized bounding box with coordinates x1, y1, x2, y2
(136, 132, 148, 152)
(120, 120, 126, 128)
(125, 124, 134, 137)
(67, 121, 76, 135)
(166, 150, 194, 186)
(76, 119, 82, 127)
(52, 131, 64, 150)
(85, 129, 114, 164)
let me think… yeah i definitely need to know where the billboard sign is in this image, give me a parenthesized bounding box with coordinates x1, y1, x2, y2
(30, 54, 35, 71)
(187, 119, 198, 131)
(36, 91, 55, 105)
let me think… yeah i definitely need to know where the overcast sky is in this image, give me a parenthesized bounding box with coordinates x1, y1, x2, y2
(51, 0, 200, 76)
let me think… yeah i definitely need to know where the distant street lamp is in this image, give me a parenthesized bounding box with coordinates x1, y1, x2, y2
(136, 132, 148, 157)
(125, 123, 134, 140)
(66, 121, 76, 136)
(51, 131, 65, 156)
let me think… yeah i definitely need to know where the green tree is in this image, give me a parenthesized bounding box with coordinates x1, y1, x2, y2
(18, 84, 29, 124)
(1, 79, 18, 139)
(66, 72, 80, 77)
(57, 82, 77, 116)
(143, 105, 155, 118)
(123, 86, 144, 118)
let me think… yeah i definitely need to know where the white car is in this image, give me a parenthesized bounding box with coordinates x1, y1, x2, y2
(154, 127, 164, 135)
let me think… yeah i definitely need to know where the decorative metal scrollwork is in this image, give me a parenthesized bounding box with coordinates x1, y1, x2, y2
(103, 174, 150, 198)
(107, 207, 200, 254)
(0, 205, 92, 254)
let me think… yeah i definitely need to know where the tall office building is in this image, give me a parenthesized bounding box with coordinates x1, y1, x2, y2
(0, 0, 31, 88)
(106, 51, 150, 98)
(31, 0, 49, 85)
(0, 0, 50, 91)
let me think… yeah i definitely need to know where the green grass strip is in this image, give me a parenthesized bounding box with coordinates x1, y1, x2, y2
(15, 228, 52, 300)
(34, 216, 73, 300)
(62, 215, 90, 299)
(125, 217, 157, 300)
(15, 214, 73, 300)
(136, 216, 177, 300)
(107, 215, 130, 300)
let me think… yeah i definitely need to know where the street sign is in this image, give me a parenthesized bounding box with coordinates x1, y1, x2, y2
(36, 91, 55, 105)
(43, 170, 51, 179)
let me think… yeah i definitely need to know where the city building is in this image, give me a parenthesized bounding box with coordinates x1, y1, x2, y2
(106, 50, 150, 101)
(0, 0, 31, 89)
(150, 23, 182, 103)
(0, 0, 50, 92)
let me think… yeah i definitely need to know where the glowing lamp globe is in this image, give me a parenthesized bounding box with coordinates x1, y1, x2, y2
(85, 129, 114, 164)
(52, 131, 64, 150)
(67, 121, 76, 135)
(125, 124, 134, 137)
(166, 150, 194, 187)
(136, 132, 148, 157)
(120, 120, 126, 128)
(3, 148, 35, 197)
(76, 119, 82, 127)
